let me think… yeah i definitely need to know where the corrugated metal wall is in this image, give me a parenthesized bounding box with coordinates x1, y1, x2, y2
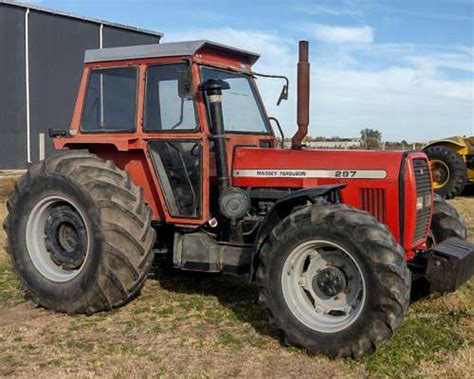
(0, 3, 160, 169)
(0, 4, 27, 169)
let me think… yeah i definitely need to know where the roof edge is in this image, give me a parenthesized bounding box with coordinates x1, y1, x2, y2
(84, 40, 260, 65)
(0, 0, 163, 37)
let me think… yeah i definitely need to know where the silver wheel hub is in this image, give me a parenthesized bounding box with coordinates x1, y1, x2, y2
(282, 240, 366, 333)
(26, 196, 90, 282)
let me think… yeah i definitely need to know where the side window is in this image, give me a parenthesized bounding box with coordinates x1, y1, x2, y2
(82, 67, 137, 132)
(145, 64, 196, 131)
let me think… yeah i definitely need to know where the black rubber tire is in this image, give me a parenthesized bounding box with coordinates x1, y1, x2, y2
(410, 194, 468, 300)
(430, 194, 467, 243)
(424, 146, 467, 199)
(3, 151, 155, 315)
(256, 203, 410, 358)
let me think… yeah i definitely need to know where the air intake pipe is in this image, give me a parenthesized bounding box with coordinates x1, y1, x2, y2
(198, 79, 230, 190)
(291, 40, 310, 148)
(199, 79, 250, 223)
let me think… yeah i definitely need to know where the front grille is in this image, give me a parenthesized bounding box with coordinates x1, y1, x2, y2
(360, 188, 386, 224)
(413, 158, 432, 243)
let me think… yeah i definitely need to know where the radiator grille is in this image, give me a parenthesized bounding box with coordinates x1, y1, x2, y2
(360, 188, 386, 224)
(413, 158, 432, 243)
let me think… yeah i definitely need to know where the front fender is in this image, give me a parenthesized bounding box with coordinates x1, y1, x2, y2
(249, 184, 345, 281)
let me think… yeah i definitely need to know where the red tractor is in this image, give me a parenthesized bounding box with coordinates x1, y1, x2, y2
(5, 40, 473, 358)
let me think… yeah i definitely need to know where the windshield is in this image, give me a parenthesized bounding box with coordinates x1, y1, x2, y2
(201, 67, 270, 133)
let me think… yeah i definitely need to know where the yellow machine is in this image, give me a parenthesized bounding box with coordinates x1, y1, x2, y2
(423, 136, 474, 198)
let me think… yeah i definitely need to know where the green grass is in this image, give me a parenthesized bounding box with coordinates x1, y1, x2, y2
(360, 312, 465, 376)
(0, 259, 24, 304)
(0, 254, 472, 377)
(0, 254, 473, 377)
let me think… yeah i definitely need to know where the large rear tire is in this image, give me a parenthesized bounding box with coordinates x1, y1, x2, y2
(424, 146, 467, 199)
(256, 204, 410, 358)
(4, 151, 155, 315)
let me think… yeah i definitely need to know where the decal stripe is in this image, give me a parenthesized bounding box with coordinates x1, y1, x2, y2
(233, 169, 387, 179)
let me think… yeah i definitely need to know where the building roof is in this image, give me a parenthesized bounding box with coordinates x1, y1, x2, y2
(0, 0, 163, 37)
(84, 40, 261, 64)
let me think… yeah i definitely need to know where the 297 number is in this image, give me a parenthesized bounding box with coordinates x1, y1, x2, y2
(335, 170, 357, 178)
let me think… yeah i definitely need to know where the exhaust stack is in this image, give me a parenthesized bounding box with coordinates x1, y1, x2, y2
(291, 40, 310, 148)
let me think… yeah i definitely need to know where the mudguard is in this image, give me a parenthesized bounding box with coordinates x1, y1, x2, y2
(249, 184, 345, 280)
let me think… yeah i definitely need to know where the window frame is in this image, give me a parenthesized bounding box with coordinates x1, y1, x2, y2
(199, 65, 273, 135)
(143, 63, 200, 134)
(80, 66, 139, 134)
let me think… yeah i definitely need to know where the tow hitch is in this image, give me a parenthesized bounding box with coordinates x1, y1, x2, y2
(416, 238, 474, 293)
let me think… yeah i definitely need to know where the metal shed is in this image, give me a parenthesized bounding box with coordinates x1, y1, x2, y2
(0, 0, 163, 169)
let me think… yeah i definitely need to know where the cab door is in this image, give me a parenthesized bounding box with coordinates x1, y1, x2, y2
(143, 63, 208, 223)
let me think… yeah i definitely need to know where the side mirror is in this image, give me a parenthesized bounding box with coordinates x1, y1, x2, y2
(277, 83, 288, 106)
(252, 72, 289, 106)
(178, 63, 193, 99)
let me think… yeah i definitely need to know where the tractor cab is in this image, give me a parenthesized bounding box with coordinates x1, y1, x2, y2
(54, 40, 276, 224)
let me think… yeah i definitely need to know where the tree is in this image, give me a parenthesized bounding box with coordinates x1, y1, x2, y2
(360, 128, 382, 150)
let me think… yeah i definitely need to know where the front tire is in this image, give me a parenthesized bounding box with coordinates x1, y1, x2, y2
(410, 194, 468, 299)
(256, 204, 410, 358)
(429, 194, 467, 244)
(4, 151, 155, 315)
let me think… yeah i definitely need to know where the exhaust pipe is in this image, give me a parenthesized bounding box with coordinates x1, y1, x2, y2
(291, 41, 310, 148)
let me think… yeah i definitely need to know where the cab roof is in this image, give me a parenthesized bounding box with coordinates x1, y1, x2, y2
(84, 40, 260, 65)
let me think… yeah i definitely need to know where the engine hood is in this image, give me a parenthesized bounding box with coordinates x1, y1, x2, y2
(231, 147, 407, 188)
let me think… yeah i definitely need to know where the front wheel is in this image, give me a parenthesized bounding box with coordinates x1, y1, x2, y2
(411, 194, 468, 299)
(429, 194, 467, 245)
(256, 204, 410, 358)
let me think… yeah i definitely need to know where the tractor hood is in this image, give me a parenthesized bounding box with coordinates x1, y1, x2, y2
(231, 147, 406, 188)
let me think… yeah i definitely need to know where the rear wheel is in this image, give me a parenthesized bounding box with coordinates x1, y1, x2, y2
(4, 151, 155, 314)
(256, 204, 410, 358)
(424, 146, 467, 199)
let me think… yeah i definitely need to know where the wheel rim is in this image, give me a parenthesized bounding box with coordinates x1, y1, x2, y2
(429, 159, 450, 189)
(26, 195, 90, 282)
(281, 240, 366, 333)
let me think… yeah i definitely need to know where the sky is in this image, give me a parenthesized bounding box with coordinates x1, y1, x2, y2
(25, 0, 474, 141)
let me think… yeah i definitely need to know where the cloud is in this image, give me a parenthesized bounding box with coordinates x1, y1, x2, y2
(165, 27, 473, 141)
(307, 24, 374, 44)
(375, 4, 474, 22)
(293, 4, 362, 17)
(164, 28, 292, 65)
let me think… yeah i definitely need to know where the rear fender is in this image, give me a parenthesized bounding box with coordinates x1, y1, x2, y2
(249, 184, 345, 281)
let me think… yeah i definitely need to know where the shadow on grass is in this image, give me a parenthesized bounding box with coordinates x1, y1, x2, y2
(148, 267, 276, 340)
(148, 266, 469, 376)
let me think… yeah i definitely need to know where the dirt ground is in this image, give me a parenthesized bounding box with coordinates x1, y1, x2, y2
(0, 175, 472, 378)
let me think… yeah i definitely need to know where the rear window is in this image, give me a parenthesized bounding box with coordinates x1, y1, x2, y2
(82, 67, 137, 132)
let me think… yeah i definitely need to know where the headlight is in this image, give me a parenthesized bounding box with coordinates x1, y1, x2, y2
(417, 194, 432, 210)
(424, 194, 432, 208)
(417, 196, 424, 210)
